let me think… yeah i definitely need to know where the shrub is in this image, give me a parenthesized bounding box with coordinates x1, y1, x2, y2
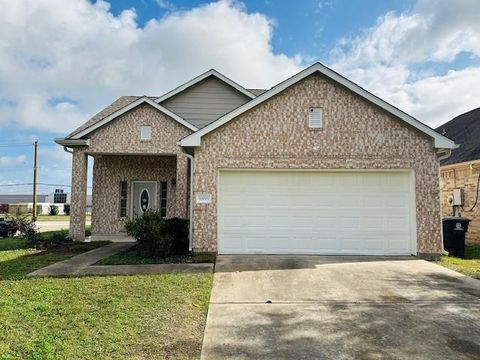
(49, 205, 59, 216)
(36, 205, 43, 216)
(124, 211, 172, 258)
(11, 215, 41, 248)
(40, 229, 71, 248)
(64, 204, 70, 215)
(166, 218, 189, 255)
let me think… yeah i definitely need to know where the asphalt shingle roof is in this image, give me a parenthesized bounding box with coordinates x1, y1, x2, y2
(436, 107, 480, 166)
(66, 88, 268, 139)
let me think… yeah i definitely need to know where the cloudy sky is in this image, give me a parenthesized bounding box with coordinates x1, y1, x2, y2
(0, 0, 479, 194)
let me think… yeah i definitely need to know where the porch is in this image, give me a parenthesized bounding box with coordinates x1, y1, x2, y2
(70, 151, 190, 241)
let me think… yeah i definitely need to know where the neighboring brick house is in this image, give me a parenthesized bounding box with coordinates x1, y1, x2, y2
(56, 63, 456, 257)
(437, 107, 480, 244)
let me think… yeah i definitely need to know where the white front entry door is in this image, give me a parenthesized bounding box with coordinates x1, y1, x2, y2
(218, 170, 415, 255)
(132, 182, 157, 217)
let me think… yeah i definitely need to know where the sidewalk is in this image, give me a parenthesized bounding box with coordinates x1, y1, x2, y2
(29, 242, 133, 276)
(28, 242, 214, 276)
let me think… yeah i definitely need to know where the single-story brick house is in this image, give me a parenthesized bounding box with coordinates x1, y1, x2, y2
(437, 107, 480, 244)
(56, 63, 456, 257)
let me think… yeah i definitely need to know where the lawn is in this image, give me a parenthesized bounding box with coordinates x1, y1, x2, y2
(97, 244, 216, 265)
(439, 245, 480, 279)
(0, 236, 213, 359)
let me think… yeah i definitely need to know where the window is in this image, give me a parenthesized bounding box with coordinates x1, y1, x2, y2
(140, 126, 152, 141)
(160, 181, 167, 217)
(308, 108, 323, 129)
(53, 192, 67, 204)
(119, 181, 127, 217)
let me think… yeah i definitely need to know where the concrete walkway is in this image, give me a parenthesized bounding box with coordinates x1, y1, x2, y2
(201, 255, 480, 360)
(28, 242, 133, 276)
(28, 242, 214, 276)
(82, 263, 213, 275)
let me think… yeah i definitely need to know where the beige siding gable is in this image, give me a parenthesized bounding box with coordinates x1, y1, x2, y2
(160, 76, 251, 129)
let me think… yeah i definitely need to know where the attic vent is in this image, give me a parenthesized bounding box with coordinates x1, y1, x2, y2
(309, 108, 323, 129)
(140, 126, 151, 140)
(196, 193, 212, 204)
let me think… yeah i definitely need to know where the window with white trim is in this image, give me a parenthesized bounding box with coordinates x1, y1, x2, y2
(160, 181, 167, 217)
(308, 108, 323, 129)
(119, 181, 128, 218)
(140, 126, 152, 140)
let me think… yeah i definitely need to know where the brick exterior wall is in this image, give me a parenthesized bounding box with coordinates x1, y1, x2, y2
(69, 103, 192, 240)
(192, 73, 443, 255)
(440, 164, 480, 244)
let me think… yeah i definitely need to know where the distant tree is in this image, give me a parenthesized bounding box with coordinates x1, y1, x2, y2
(49, 205, 59, 216)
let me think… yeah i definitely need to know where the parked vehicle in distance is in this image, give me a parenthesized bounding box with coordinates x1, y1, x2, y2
(0, 219, 18, 237)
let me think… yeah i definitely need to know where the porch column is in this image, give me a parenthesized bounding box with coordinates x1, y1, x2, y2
(70, 148, 88, 241)
(175, 154, 189, 219)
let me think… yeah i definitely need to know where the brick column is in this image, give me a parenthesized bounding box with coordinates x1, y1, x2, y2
(70, 148, 88, 241)
(175, 154, 189, 219)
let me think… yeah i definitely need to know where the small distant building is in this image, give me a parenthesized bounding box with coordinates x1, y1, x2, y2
(0, 194, 48, 204)
(45, 189, 70, 204)
(0, 190, 91, 215)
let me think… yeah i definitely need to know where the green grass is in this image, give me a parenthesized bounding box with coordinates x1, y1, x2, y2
(0, 237, 109, 281)
(97, 245, 216, 265)
(0, 236, 213, 359)
(439, 245, 480, 279)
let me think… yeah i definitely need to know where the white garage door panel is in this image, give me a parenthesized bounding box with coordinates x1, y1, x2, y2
(218, 171, 415, 255)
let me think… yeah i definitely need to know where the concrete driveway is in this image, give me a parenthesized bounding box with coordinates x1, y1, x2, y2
(201, 256, 480, 360)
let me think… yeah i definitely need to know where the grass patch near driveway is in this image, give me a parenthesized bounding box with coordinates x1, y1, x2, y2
(0, 237, 109, 280)
(439, 245, 480, 279)
(97, 244, 216, 265)
(0, 237, 213, 359)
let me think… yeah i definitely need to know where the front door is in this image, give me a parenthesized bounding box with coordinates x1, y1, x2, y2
(132, 182, 158, 217)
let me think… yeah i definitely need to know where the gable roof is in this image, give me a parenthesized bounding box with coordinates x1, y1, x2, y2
(67, 96, 146, 139)
(436, 107, 480, 166)
(69, 96, 198, 139)
(155, 69, 256, 103)
(181, 63, 457, 149)
(65, 70, 260, 140)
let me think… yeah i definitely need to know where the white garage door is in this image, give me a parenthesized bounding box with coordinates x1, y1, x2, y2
(218, 171, 415, 255)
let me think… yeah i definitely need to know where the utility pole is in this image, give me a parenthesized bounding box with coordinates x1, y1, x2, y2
(32, 140, 38, 221)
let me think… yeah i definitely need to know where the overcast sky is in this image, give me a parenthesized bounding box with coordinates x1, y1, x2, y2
(1, 0, 479, 194)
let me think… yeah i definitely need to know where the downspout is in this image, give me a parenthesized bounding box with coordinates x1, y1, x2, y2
(180, 148, 194, 252)
(63, 146, 73, 154)
(437, 148, 451, 162)
(437, 148, 452, 256)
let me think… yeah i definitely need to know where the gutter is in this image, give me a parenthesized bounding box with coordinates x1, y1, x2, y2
(437, 148, 452, 162)
(180, 147, 195, 252)
(54, 138, 90, 147)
